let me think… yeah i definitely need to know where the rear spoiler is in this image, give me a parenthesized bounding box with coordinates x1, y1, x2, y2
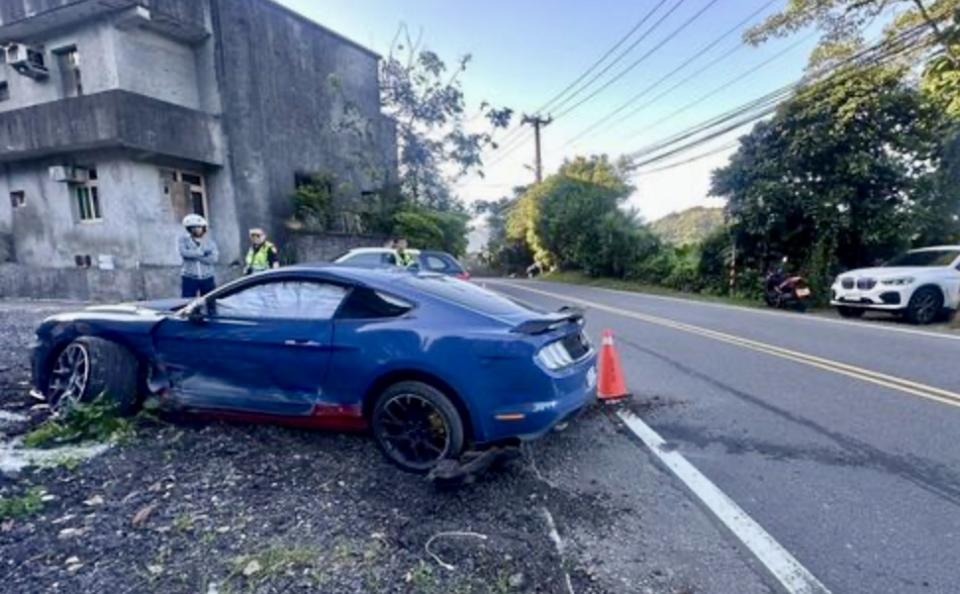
(512, 306, 584, 335)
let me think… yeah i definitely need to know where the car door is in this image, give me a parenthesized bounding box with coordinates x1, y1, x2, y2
(152, 277, 349, 416)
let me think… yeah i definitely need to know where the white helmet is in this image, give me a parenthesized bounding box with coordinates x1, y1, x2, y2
(182, 214, 208, 229)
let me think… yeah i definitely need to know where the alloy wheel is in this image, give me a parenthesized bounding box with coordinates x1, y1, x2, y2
(374, 393, 451, 470)
(914, 292, 939, 324)
(46, 343, 90, 414)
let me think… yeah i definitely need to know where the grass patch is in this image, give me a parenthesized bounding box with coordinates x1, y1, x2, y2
(23, 397, 134, 449)
(227, 545, 324, 591)
(0, 487, 46, 520)
(543, 271, 766, 309)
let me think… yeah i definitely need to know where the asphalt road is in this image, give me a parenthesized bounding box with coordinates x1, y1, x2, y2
(486, 279, 960, 594)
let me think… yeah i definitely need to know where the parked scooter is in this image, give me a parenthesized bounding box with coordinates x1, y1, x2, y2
(764, 260, 812, 312)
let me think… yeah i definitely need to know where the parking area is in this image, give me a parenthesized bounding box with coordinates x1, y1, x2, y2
(0, 300, 774, 594)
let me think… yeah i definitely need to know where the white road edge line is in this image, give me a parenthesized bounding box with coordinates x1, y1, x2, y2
(486, 279, 960, 342)
(617, 410, 831, 594)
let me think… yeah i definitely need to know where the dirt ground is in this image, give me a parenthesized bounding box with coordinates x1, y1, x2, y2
(0, 300, 769, 594)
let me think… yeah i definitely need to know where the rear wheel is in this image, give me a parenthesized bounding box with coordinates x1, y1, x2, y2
(837, 306, 865, 319)
(906, 287, 943, 325)
(371, 381, 464, 473)
(45, 337, 140, 416)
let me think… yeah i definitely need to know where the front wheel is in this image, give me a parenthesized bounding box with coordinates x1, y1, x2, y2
(905, 287, 943, 325)
(45, 337, 140, 416)
(371, 381, 465, 473)
(837, 306, 865, 319)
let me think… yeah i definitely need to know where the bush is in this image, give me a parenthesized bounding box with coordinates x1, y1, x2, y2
(392, 207, 470, 255)
(292, 174, 336, 230)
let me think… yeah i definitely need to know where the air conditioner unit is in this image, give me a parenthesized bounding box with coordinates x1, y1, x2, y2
(7, 44, 48, 80)
(49, 166, 89, 183)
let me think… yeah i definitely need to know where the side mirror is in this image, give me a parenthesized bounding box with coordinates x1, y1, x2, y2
(187, 300, 209, 323)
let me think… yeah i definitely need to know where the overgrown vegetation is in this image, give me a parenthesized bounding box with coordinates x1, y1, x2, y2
(23, 397, 134, 449)
(479, 11, 960, 305)
(291, 174, 336, 231)
(650, 206, 725, 247)
(0, 487, 46, 521)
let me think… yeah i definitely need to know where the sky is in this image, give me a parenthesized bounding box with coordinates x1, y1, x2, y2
(278, 0, 823, 246)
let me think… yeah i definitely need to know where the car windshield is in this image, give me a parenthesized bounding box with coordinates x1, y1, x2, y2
(404, 275, 533, 316)
(883, 250, 960, 267)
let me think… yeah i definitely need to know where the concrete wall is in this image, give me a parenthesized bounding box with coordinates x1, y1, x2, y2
(0, 263, 241, 301)
(0, 153, 240, 268)
(211, 0, 398, 252)
(114, 26, 201, 110)
(288, 231, 388, 264)
(0, 20, 119, 113)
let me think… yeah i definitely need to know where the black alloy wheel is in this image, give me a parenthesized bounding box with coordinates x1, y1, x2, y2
(372, 381, 464, 473)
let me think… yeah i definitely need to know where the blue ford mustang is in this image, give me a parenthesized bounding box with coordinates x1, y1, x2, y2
(31, 266, 597, 472)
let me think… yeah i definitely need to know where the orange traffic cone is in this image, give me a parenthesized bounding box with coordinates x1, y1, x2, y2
(597, 329, 630, 403)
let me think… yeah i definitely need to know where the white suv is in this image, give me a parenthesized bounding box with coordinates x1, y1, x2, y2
(831, 246, 960, 324)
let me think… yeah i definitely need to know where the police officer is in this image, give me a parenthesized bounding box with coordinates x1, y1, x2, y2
(244, 227, 280, 275)
(394, 237, 415, 268)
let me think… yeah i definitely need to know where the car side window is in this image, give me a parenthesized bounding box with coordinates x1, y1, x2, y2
(214, 281, 347, 320)
(382, 253, 398, 266)
(424, 255, 450, 272)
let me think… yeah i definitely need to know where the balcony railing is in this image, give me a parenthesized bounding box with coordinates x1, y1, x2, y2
(0, 89, 223, 165)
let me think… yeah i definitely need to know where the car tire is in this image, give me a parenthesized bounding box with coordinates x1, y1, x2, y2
(46, 337, 140, 416)
(371, 381, 465, 473)
(837, 306, 865, 319)
(905, 287, 943, 325)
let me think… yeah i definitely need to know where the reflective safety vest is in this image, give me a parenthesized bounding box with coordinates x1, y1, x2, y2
(397, 249, 415, 267)
(246, 240, 277, 273)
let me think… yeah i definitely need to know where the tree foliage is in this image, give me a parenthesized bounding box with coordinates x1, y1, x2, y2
(380, 26, 513, 211)
(745, 0, 960, 67)
(650, 206, 725, 247)
(711, 65, 959, 296)
(392, 207, 470, 256)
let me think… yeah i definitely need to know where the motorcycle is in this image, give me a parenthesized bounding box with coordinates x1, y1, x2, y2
(764, 270, 812, 312)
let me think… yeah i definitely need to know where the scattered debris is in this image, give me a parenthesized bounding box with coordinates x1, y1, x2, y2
(131, 503, 158, 528)
(424, 531, 489, 571)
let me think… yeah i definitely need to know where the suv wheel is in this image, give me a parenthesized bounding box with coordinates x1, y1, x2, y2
(46, 337, 140, 415)
(905, 287, 943, 325)
(371, 381, 465, 473)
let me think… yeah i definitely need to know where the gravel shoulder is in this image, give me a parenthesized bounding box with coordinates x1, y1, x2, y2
(0, 300, 771, 594)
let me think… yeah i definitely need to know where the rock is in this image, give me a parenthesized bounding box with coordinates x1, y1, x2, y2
(146, 564, 163, 576)
(508, 572, 526, 590)
(242, 560, 261, 577)
(83, 495, 105, 507)
(40, 493, 56, 502)
(58, 527, 85, 539)
(131, 503, 158, 527)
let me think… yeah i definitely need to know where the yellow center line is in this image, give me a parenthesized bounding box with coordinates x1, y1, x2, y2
(494, 281, 960, 409)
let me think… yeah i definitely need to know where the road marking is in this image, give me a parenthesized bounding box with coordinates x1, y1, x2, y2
(491, 279, 960, 342)
(618, 410, 832, 594)
(491, 281, 960, 409)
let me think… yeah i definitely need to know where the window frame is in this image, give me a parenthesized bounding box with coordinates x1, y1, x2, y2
(53, 46, 82, 98)
(0, 81, 9, 102)
(206, 276, 351, 322)
(72, 168, 101, 223)
(162, 168, 208, 220)
(9, 190, 25, 209)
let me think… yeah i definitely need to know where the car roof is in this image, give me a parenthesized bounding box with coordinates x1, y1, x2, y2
(909, 245, 960, 252)
(341, 247, 421, 256)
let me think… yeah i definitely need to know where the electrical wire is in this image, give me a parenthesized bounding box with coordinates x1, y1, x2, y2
(566, 0, 780, 146)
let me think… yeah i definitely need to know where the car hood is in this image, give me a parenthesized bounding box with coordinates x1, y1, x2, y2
(839, 266, 948, 278)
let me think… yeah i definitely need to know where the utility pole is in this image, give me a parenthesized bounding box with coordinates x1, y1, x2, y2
(521, 114, 552, 183)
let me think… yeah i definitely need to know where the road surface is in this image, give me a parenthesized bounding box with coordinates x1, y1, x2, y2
(487, 279, 960, 594)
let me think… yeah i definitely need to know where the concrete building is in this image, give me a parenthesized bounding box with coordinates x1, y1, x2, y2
(0, 0, 397, 299)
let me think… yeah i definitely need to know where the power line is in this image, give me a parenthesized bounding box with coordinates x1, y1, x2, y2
(634, 141, 739, 175)
(623, 22, 935, 169)
(553, 0, 721, 120)
(566, 0, 780, 146)
(485, 0, 673, 152)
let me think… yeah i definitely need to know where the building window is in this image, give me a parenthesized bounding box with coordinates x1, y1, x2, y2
(10, 190, 25, 208)
(55, 47, 82, 97)
(72, 167, 101, 222)
(162, 169, 207, 220)
(0, 82, 8, 102)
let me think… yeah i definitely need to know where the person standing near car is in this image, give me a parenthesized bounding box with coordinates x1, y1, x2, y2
(179, 214, 219, 298)
(243, 227, 280, 275)
(395, 237, 415, 268)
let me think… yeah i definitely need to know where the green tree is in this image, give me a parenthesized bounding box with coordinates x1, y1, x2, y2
(745, 0, 960, 67)
(392, 207, 470, 255)
(380, 26, 513, 211)
(711, 65, 958, 296)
